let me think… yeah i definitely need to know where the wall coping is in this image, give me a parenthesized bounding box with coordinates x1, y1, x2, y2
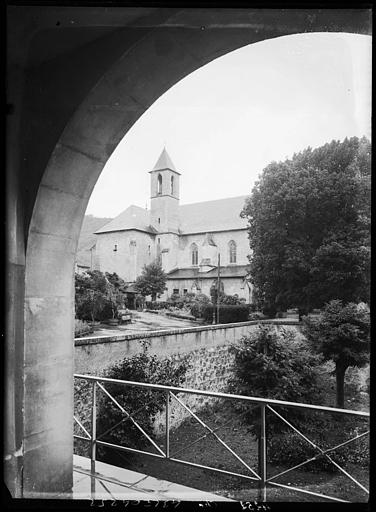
(75, 319, 300, 347)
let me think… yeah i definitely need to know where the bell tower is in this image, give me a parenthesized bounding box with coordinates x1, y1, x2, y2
(149, 148, 180, 234)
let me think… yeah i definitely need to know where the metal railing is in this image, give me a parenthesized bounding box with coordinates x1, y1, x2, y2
(74, 374, 369, 503)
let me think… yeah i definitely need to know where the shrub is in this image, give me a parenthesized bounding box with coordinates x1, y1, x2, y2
(248, 311, 267, 321)
(96, 341, 189, 461)
(202, 304, 250, 324)
(189, 293, 211, 318)
(220, 294, 242, 305)
(74, 319, 93, 337)
(229, 325, 323, 437)
(144, 301, 170, 310)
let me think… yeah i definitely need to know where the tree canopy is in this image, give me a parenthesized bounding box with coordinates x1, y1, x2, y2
(241, 136, 371, 316)
(134, 260, 167, 301)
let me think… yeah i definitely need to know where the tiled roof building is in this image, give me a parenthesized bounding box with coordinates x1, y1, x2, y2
(93, 149, 253, 302)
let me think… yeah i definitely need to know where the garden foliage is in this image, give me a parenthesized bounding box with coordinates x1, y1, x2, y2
(202, 304, 250, 323)
(96, 341, 189, 460)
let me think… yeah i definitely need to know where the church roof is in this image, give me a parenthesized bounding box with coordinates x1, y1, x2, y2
(94, 205, 157, 235)
(95, 196, 249, 235)
(166, 264, 249, 280)
(150, 148, 180, 175)
(179, 196, 248, 233)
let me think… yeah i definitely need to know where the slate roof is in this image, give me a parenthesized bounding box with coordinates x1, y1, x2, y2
(179, 196, 248, 233)
(166, 265, 249, 280)
(150, 148, 180, 174)
(95, 205, 157, 235)
(96, 196, 249, 236)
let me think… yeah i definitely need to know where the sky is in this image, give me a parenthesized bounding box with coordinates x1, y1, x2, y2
(86, 32, 371, 218)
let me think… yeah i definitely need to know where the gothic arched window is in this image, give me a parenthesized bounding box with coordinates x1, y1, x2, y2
(157, 174, 162, 195)
(171, 175, 174, 195)
(191, 243, 198, 266)
(229, 240, 237, 263)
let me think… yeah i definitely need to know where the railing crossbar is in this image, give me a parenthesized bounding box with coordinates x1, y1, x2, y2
(74, 415, 92, 440)
(97, 440, 166, 459)
(267, 481, 350, 503)
(96, 382, 166, 457)
(170, 419, 233, 459)
(96, 394, 165, 442)
(168, 457, 260, 482)
(171, 392, 260, 480)
(267, 406, 369, 494)
(74, 434, 91, 442)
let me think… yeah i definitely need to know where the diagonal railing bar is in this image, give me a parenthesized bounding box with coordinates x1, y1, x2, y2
(267, 480, 350, 503)
(168, 457, 260, 482)
(97, 439, 165, 460)
(74, 434, 93, 442)
(170, 392, 260, 480)
(96, 393, 165, 442)
(74, 415, 91, 440)
(268, 430, 370, 482)
(98, 478, 117, 500)
(96, 382, 165, 457)
(267, 406, 369, 494)
(169, 418, 234, 459)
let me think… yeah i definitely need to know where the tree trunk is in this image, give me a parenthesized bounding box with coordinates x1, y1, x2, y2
(335, 362, 347, 408)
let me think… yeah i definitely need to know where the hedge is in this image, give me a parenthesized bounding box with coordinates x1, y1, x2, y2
(202, 304, 250, 324)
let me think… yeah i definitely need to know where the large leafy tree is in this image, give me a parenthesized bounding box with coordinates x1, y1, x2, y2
(134, 260, 167, 301)
(241, 136, 370, 317)
(303, 300, 369, 408)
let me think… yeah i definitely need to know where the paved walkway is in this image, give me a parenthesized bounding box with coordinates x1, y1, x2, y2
(81, 311, 199, 338)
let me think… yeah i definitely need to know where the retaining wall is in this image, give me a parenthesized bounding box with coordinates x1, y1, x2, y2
(74, 320, 301, 431)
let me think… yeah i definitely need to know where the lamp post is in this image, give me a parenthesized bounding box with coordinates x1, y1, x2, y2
(217, 253, 221, 324)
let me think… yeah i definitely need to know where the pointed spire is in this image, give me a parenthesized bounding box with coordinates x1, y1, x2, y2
(150, 148, 180, 174)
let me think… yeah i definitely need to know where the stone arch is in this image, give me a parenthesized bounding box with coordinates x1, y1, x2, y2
(8, 6, 370, 498)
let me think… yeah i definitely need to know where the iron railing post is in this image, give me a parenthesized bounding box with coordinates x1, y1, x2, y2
(258, 404, 267, 502)
(91, 380, 97, 494)
(166, 390, 170, 458)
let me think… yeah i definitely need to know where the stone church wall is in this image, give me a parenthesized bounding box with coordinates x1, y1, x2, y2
(178, 229, 249, 269)
(95, 230, 156, 281)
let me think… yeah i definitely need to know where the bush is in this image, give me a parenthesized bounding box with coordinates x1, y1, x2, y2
(96, 341, 189, 461)
(144, 301, 170, 310)
(74, 319, 93, 337)
(229, 325, 323, 437)
(189, 293, 211, 318)
(248, 311, 267, 321)
(202, 304, 250, 324)
(220, 294, 242, 305)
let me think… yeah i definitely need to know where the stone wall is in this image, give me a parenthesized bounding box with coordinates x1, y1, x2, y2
(75, 320, 301, 375)
(75, 320, 301, 432)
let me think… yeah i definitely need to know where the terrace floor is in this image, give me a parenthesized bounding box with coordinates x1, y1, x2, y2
(53, 456, 233, 501)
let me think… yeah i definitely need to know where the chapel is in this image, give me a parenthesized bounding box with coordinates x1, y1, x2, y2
(92, 148, 253, 302)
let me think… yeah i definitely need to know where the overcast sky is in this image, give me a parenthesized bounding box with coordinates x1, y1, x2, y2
(86, 32, 371, 218)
